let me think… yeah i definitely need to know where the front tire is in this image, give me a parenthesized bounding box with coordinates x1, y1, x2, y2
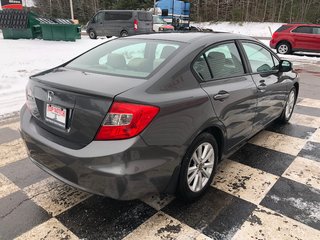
(279, 87, 297, 123)
(177, 132, 218, 202)
(88, 30, 97, 39)
(276, 41, 292, 54)
(120, 30, 128, 37)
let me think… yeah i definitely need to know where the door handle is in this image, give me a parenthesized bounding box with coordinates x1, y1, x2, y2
(213, 90, 230, 101)
(257, 80, 267, 91)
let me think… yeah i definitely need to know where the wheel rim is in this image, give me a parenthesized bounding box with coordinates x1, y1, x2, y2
(278, 44, 288, 54)
(89, 31, 95, 38)
(285, 90, 295, 119)
(187, 142, 215, 192)
(121, 31, 128, 37)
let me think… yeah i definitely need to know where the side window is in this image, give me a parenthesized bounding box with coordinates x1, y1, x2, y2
(193, 55, 211, 81)
(94, 12, 104, 23)
(312, 27, 320, 34)
(138, 12, 152, 21)
(242, 42, 276, 73)
(272, 55, 280, 70)
(292, 26, 312, 34)
(205, 42, 244, 79)
(105, 12, 132, 21)
(192, 42, 244, 81)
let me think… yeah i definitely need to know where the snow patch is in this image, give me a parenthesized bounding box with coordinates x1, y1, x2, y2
(284, 197, 320, 224)
(0, 36, 110, 117)
(193, 21, 284, 38)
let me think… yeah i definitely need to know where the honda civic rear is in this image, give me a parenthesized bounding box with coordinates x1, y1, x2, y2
(20, 37, 197, 200)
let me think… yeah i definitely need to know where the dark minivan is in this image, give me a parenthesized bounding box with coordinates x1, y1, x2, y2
(86, 10, 153, 39)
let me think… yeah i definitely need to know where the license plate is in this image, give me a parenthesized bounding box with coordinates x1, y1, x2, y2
(45, 104, 67, 128)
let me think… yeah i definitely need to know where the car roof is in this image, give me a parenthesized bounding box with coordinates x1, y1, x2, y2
(127, 32, 255, 43)
(284, 23, 320, 27)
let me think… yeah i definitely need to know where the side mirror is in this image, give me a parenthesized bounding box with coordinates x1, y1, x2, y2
(279, 60, 292, 72)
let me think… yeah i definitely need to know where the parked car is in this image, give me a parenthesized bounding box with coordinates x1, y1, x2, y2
(20, 33, 299, 201)
(86, 10, 153, 39)
(270, 23, 320, 54)
(153, 15, 174, 32)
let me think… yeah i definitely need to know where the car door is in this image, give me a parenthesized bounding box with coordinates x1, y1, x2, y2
(291, 26, 314, 50)
(92, 12, 106, 36)
(104, 12, 118, 36)
(194, 41, 258, 151)
(311, 27, 320, 51)
(240, 41, 287, 132)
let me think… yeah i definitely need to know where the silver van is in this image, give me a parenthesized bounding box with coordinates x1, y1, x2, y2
(86, 10, 153, 39)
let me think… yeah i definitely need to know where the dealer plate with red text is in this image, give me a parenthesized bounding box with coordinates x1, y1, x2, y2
(45, 104, 67, 128)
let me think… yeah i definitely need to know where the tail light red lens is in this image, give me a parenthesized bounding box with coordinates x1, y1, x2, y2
(272, 32, 278, 39)
(95, 102, 159, 140)
(134, 19, 138, 31)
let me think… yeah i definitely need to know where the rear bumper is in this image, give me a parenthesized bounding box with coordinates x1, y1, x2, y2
(20, 105, 182, 200)
(269, 39, 277, 49)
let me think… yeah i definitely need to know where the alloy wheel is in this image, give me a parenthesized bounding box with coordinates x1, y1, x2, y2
(278, 44, 289, 54)
(187, 142, 215, 192)
(285, 90, 295, 119)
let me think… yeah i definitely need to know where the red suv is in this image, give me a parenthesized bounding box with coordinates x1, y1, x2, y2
(270, 24, 320, 54)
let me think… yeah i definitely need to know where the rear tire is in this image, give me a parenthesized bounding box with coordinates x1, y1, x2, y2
(120, 30, 128, 37)
(279, 87, 297, 123)
(88, 30, 97, 39)
(106, 36, 112, 38)
(177, 132, 218, 202)
(276, 41, 292, 54)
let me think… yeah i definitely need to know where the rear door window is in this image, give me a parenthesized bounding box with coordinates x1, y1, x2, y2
(292, 26, 313, 34)
(242, 42, 276, 73)
(193, 42, 245, 80)
(312, 27, 320, 34)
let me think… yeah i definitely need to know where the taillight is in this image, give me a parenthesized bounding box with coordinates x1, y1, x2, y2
(134, 19, 138, 31)
(95, 102, 159, 140)
(272, 32, 278, 39)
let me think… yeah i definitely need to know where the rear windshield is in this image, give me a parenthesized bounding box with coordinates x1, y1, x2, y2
(275, 25, 291, 32)
(66, 39, 183, 78)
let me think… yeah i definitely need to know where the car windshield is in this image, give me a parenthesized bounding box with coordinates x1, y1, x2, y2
(153, 15, 167, 24)
(66, 39, 183, 78)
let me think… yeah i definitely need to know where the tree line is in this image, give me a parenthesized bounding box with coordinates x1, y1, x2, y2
(32, 0, 320, 24)
(193, 0, 320, 23)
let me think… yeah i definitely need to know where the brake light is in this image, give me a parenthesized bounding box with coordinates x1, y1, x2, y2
(134, 19, 138, 31)
(272, 32, 278, 39)
(95, 102, 159, 140)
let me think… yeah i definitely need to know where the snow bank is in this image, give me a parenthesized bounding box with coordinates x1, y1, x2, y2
(0, 35, 110, 117)
(193, 21, 284, 38)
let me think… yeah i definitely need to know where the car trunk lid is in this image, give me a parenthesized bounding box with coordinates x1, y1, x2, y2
(27, 67, 145, 149)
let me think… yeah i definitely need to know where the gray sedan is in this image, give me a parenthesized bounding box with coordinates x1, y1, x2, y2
(20, 33, 299, 201)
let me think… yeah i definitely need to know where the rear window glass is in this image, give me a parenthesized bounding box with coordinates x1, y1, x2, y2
(138, 12, 152, 21)
(275, 25, 291, 32)
(66, 39, 183, 78)
(105, 12, 132, 21)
